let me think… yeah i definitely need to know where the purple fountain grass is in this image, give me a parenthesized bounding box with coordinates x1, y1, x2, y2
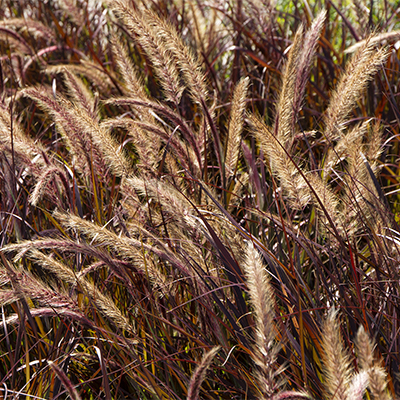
(186, 346, 220, 400)
(0, 1, 398, 398)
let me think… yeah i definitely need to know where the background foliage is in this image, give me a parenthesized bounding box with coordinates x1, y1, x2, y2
(1, 0, 400, 398)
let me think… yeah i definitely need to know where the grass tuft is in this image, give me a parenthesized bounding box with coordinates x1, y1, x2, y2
(0, 0, 399, 398)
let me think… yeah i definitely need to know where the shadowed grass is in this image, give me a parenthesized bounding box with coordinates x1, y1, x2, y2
(0, 0, 400, 399)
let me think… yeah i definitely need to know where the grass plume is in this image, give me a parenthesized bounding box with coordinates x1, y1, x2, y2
(0, 1, 398, 398)
(243, 241, 281, 398)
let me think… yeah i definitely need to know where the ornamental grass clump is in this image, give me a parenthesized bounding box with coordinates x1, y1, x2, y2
(0, 0, 400, 398)
(321, 309, 392, 400)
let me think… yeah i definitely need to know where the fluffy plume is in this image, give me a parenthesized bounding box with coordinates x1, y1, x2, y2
(143, 9, 208, 104)
(323, 121, 370, 175)
(110, 35, 156, 125)
(29, 165, 69, 206)
(249, 112, 342, 231)
(225, 77, 249, 176)
(4, 245, 135, 335)
(274, 25, 304, 148)
(0, 101, 45, 163)
(21, 87, 95, 175)
(0, 262, 78, 311)
(355, 326, 391, 400)
(324, 40, 389, 141)
(243, 242, 281, 398)
(347, 371, 369, 400)
(46, 62, 115, 94)
(272, 11, 325, 148)
(70, 104, 132, 177)
(346, 31, 400, 53)
(105, 97, 202, 169)
(249, 113, 310, 209)
(45, 66, 97, 119)
(292, 11, 326, 136)
(111, 1, 183, 105)
(186, 347, 220, 400)
(53, 211, 170, 294)
(321, 309, 352, 400)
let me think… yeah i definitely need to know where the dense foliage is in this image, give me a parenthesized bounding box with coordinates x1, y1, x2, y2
(1, 0, 400, 399)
